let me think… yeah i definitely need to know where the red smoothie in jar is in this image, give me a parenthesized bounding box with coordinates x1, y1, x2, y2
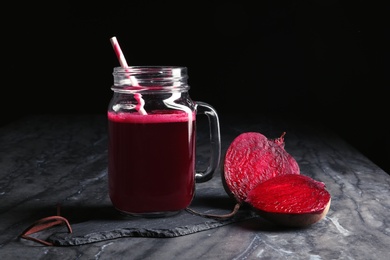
(108, 110, 196, 216)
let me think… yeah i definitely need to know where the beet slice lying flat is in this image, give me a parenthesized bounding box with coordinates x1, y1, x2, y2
(246, 174, 331, 227)
(223, 132, 300, 203)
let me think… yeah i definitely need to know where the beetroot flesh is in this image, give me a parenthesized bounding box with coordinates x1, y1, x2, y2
(223, 132, 300, 203)
(246, 174, 330, 214)
(245, 174, 331, 227)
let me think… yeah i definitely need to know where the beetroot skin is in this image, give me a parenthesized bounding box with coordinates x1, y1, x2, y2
(223, 132, 300, 202)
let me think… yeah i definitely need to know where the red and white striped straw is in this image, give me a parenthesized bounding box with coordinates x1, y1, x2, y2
(110, 36, 147, 115)
(110, 36, 129, 68)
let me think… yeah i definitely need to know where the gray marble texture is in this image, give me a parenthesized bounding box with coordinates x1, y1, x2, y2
(0, 114, 389, 260)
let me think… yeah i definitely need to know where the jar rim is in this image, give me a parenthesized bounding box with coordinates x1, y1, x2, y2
(113, 66, 187, 72)
(112, 66, 189, 91)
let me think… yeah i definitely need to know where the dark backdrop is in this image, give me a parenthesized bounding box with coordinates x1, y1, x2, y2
(3, 1, 389, 173)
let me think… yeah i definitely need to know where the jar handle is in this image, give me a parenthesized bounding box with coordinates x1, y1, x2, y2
(194, 102, 221, 183)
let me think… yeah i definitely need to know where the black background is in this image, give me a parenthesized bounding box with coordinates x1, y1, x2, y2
(3, 1, 389, 173)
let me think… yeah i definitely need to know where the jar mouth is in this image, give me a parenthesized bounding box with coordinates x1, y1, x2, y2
(112, 66, 189, 92)
(114, 66, 185, 70)
(113, 66, 187, 77)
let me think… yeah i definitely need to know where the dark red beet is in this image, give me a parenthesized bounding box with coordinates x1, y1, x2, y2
(187, 131, 331, 228)
(223, 132, 300, 203)
(246, 174, 331, 227)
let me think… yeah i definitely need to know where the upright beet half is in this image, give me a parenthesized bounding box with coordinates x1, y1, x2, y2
(187, 131, 331, 228)
(222, 132, 300, 202)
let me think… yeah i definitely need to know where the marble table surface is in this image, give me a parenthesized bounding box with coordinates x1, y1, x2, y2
(1, 114, 389, 260)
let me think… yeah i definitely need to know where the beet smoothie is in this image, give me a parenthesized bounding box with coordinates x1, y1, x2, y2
(108, 110, 196, 216)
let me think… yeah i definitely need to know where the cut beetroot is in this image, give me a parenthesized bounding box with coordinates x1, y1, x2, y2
(223, 132, 300, 203)
(187, 131, 331, 228)
(245, 174, 331, 227)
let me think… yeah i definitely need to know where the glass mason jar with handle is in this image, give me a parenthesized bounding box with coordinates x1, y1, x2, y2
(107, 66, 221, 217)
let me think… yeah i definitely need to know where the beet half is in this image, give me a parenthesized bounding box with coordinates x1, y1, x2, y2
(246, 174, 331, 227)
(223, 132, 300, 202)
(187, 131, 331, 228)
